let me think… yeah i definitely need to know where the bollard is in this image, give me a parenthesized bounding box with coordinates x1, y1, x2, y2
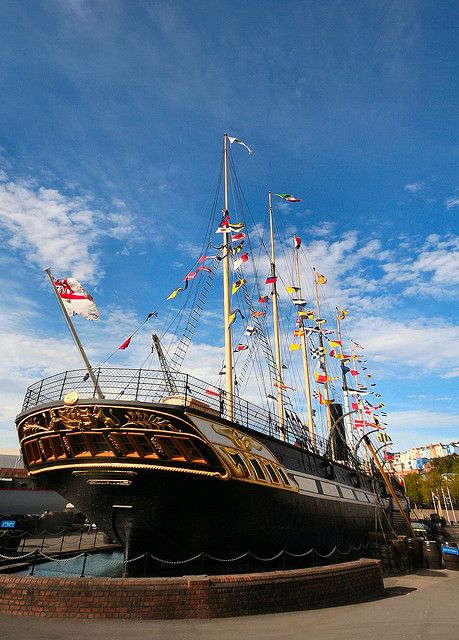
(80, 552, 88, 578)
(59, 531, 65, 553)
(40, 532, 46, 552)
(78, 528, 84, 550)
(29, 549, 39, 576)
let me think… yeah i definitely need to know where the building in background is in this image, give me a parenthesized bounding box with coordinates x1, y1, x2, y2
(387, 441, 459, 475)
(0, 447, 67, 515)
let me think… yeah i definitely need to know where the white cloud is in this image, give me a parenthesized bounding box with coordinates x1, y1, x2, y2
(0, 178, 139, 284)
(404, 182, 424, 193)
(446, 197, 459, 209)
(350, 316, 459, 375)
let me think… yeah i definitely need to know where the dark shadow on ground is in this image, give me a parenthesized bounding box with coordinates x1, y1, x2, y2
(384, 586, 417, 598)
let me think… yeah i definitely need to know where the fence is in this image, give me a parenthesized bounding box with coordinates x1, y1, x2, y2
(21, 367, 362, 468)
(0, 536, 370, 578)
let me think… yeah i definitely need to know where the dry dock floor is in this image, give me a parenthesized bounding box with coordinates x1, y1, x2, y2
(1, 568, 458, 640)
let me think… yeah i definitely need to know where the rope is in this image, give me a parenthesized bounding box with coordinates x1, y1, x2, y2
(3, 541, 371, 569)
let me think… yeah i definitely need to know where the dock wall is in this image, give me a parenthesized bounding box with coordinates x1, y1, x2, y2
(0, 558, 383, 618)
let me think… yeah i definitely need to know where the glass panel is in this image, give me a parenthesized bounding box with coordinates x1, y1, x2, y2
(88, 433, 112, 454)
(156, 437, 186, 461)
(249, 458, 266, 480)
(113, 433, 137, 455)
(175, 438, 206, 463)
(67, 434, 90, 455)
(50, 436, 66, 458)
(277, 468, 290, 485)
(265, 464, 279, 483)
(130, 434, 159, 458)
(229, 453, 250, 477)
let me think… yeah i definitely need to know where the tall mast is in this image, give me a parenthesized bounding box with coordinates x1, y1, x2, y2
(313, 269, 333, 446)
(268, 191, 285, 439)
(222, 134, 234, 420)
(43, 267, 104, 399)
(294, 238, 315, 444)
(336, 308, 353, 452)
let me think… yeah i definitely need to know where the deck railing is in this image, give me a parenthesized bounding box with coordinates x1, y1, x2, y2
(21, 368, 362, 469)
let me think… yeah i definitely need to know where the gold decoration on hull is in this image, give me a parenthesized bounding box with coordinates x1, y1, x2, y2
(212, 425, 263, 452)
(27, 460, 228, 480)
(63, 391, 79, 405)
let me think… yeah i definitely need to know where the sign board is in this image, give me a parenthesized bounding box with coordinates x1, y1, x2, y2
(441, 546, 459, 556)
(0, 520, 16, 529)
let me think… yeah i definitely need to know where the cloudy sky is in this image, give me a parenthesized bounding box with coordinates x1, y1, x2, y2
(0, 0, 457, 451)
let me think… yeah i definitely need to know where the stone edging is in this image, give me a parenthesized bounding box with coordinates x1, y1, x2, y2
(0, 558, 383, 619)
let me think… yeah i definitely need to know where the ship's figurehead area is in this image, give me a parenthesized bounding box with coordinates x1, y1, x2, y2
(16, 399, 295, 492)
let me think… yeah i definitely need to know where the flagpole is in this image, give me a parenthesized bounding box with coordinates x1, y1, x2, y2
(43, 267, 104, 400)
(313, 269, 333, 450)
(294, 238, 315, 445)
(222, 134, 234, 421)
(268, 191, 285, 440)
(447, 487, 457, 524)
(336, 308, 353, 453)
(441, 486, 452, 525)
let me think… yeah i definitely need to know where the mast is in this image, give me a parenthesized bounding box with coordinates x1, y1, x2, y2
(313, 269, 333, 446)
(43, 267, 104, 399)
(294, 238, 315, 444)
(268, 192, 285, 439)
(222, 134, 234, 420)
(336, 307, 353, 452)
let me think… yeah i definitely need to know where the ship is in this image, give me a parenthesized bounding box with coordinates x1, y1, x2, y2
(15, 135, 410, 575)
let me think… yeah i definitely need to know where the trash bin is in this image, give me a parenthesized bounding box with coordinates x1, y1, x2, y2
(0, 529, 21, 553)
(441, 544, 459, 570)
(423, 540, 443, 569)
(407, 537, 424, 569)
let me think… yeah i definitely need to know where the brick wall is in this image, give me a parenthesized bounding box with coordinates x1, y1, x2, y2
(0, 558, 383, 619)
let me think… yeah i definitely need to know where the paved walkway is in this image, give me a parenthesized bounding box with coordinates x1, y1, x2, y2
(1, 568, 458, 640)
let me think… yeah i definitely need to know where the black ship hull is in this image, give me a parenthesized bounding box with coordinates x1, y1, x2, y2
(44, 465, 377, 562)
(16, 374, 408, 575)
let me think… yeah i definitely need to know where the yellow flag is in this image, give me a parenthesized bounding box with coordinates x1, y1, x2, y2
(289, 343, 300, 351)
(232, 278, 246, 295)
(285, 285, 298, 294)
(316, 273, 327, 285)
(167, 287, 182, 300)
(339, 309, 348, 321)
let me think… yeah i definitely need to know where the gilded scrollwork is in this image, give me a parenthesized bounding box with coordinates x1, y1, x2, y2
(212, 425, 263, 452)
(215, 448, 247, 479)
(19, 404, 183, 440)
(20, 416, 49, 438)
(123, 410, 178, 431)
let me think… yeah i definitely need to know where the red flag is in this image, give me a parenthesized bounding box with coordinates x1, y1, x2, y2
(294, 234, 301, 249)
(353, 419, 365, 429)
(205, 388, 221, 397)
(258, 295, 268, 303)
(118, 336, 132, 350)
(351, 402, 359, 411)
(231, 232, 245, 241)
(265, 276, 277, 285)
(234, 344, 248, 352)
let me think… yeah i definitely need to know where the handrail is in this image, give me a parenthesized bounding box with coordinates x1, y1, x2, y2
(19, 368, 366, 469)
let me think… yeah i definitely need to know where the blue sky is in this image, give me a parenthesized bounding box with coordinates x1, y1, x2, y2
(0, 0, 457, 451)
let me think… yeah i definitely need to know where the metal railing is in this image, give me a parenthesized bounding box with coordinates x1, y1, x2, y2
(21, 368, 359, 467)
